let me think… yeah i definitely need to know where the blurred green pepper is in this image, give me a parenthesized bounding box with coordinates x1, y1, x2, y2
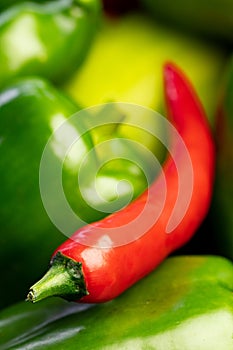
(0, 0, 24, 10)
(0, 77, 91, 308)
(0, 77, 163, 308)
(0, 0, 101, 88)
(0, 0, 51, 11)
(211, 56, 233, 260)
(139, 0, 233, 44)
(0, 256, 232, 349)
(64, 13, 226, 125)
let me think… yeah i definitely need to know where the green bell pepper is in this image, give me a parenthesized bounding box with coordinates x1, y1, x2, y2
(0, 256, 232, 349)
(0, 0, 25, 10)
(0, 77, 163, 308)
(0, 0, 100, 88)
(210, 56, 233, 260)
(64, 12, 226, 124)
(0, 77, 90, 309)
(139, 0, 233, 44)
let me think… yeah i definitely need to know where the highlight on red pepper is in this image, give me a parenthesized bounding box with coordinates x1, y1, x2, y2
(27, 62, 215, 304)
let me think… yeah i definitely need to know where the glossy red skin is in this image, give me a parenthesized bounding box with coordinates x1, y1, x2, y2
(54, 63, 215, 303)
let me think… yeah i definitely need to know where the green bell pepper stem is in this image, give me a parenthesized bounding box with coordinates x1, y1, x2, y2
(0, 0, 101, 88)
(0, 256, 232, 349)
(81, 103, 167, 214)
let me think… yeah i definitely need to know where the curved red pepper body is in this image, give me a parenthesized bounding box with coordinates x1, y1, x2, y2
(28, 63, 215, 304)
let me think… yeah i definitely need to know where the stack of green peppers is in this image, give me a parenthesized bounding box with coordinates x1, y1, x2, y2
(0, 0, 102, 308)
(0, 0, 233, 348)
(0, 0, 171, 310)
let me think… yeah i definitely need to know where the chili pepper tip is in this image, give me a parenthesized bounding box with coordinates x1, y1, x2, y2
(26, 290, 36, 303)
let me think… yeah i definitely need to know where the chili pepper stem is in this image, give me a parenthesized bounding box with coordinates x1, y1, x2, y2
(26, 252, 88, 303)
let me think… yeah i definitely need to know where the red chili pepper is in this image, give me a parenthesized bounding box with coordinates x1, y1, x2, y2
(27, 63, 215, 304)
